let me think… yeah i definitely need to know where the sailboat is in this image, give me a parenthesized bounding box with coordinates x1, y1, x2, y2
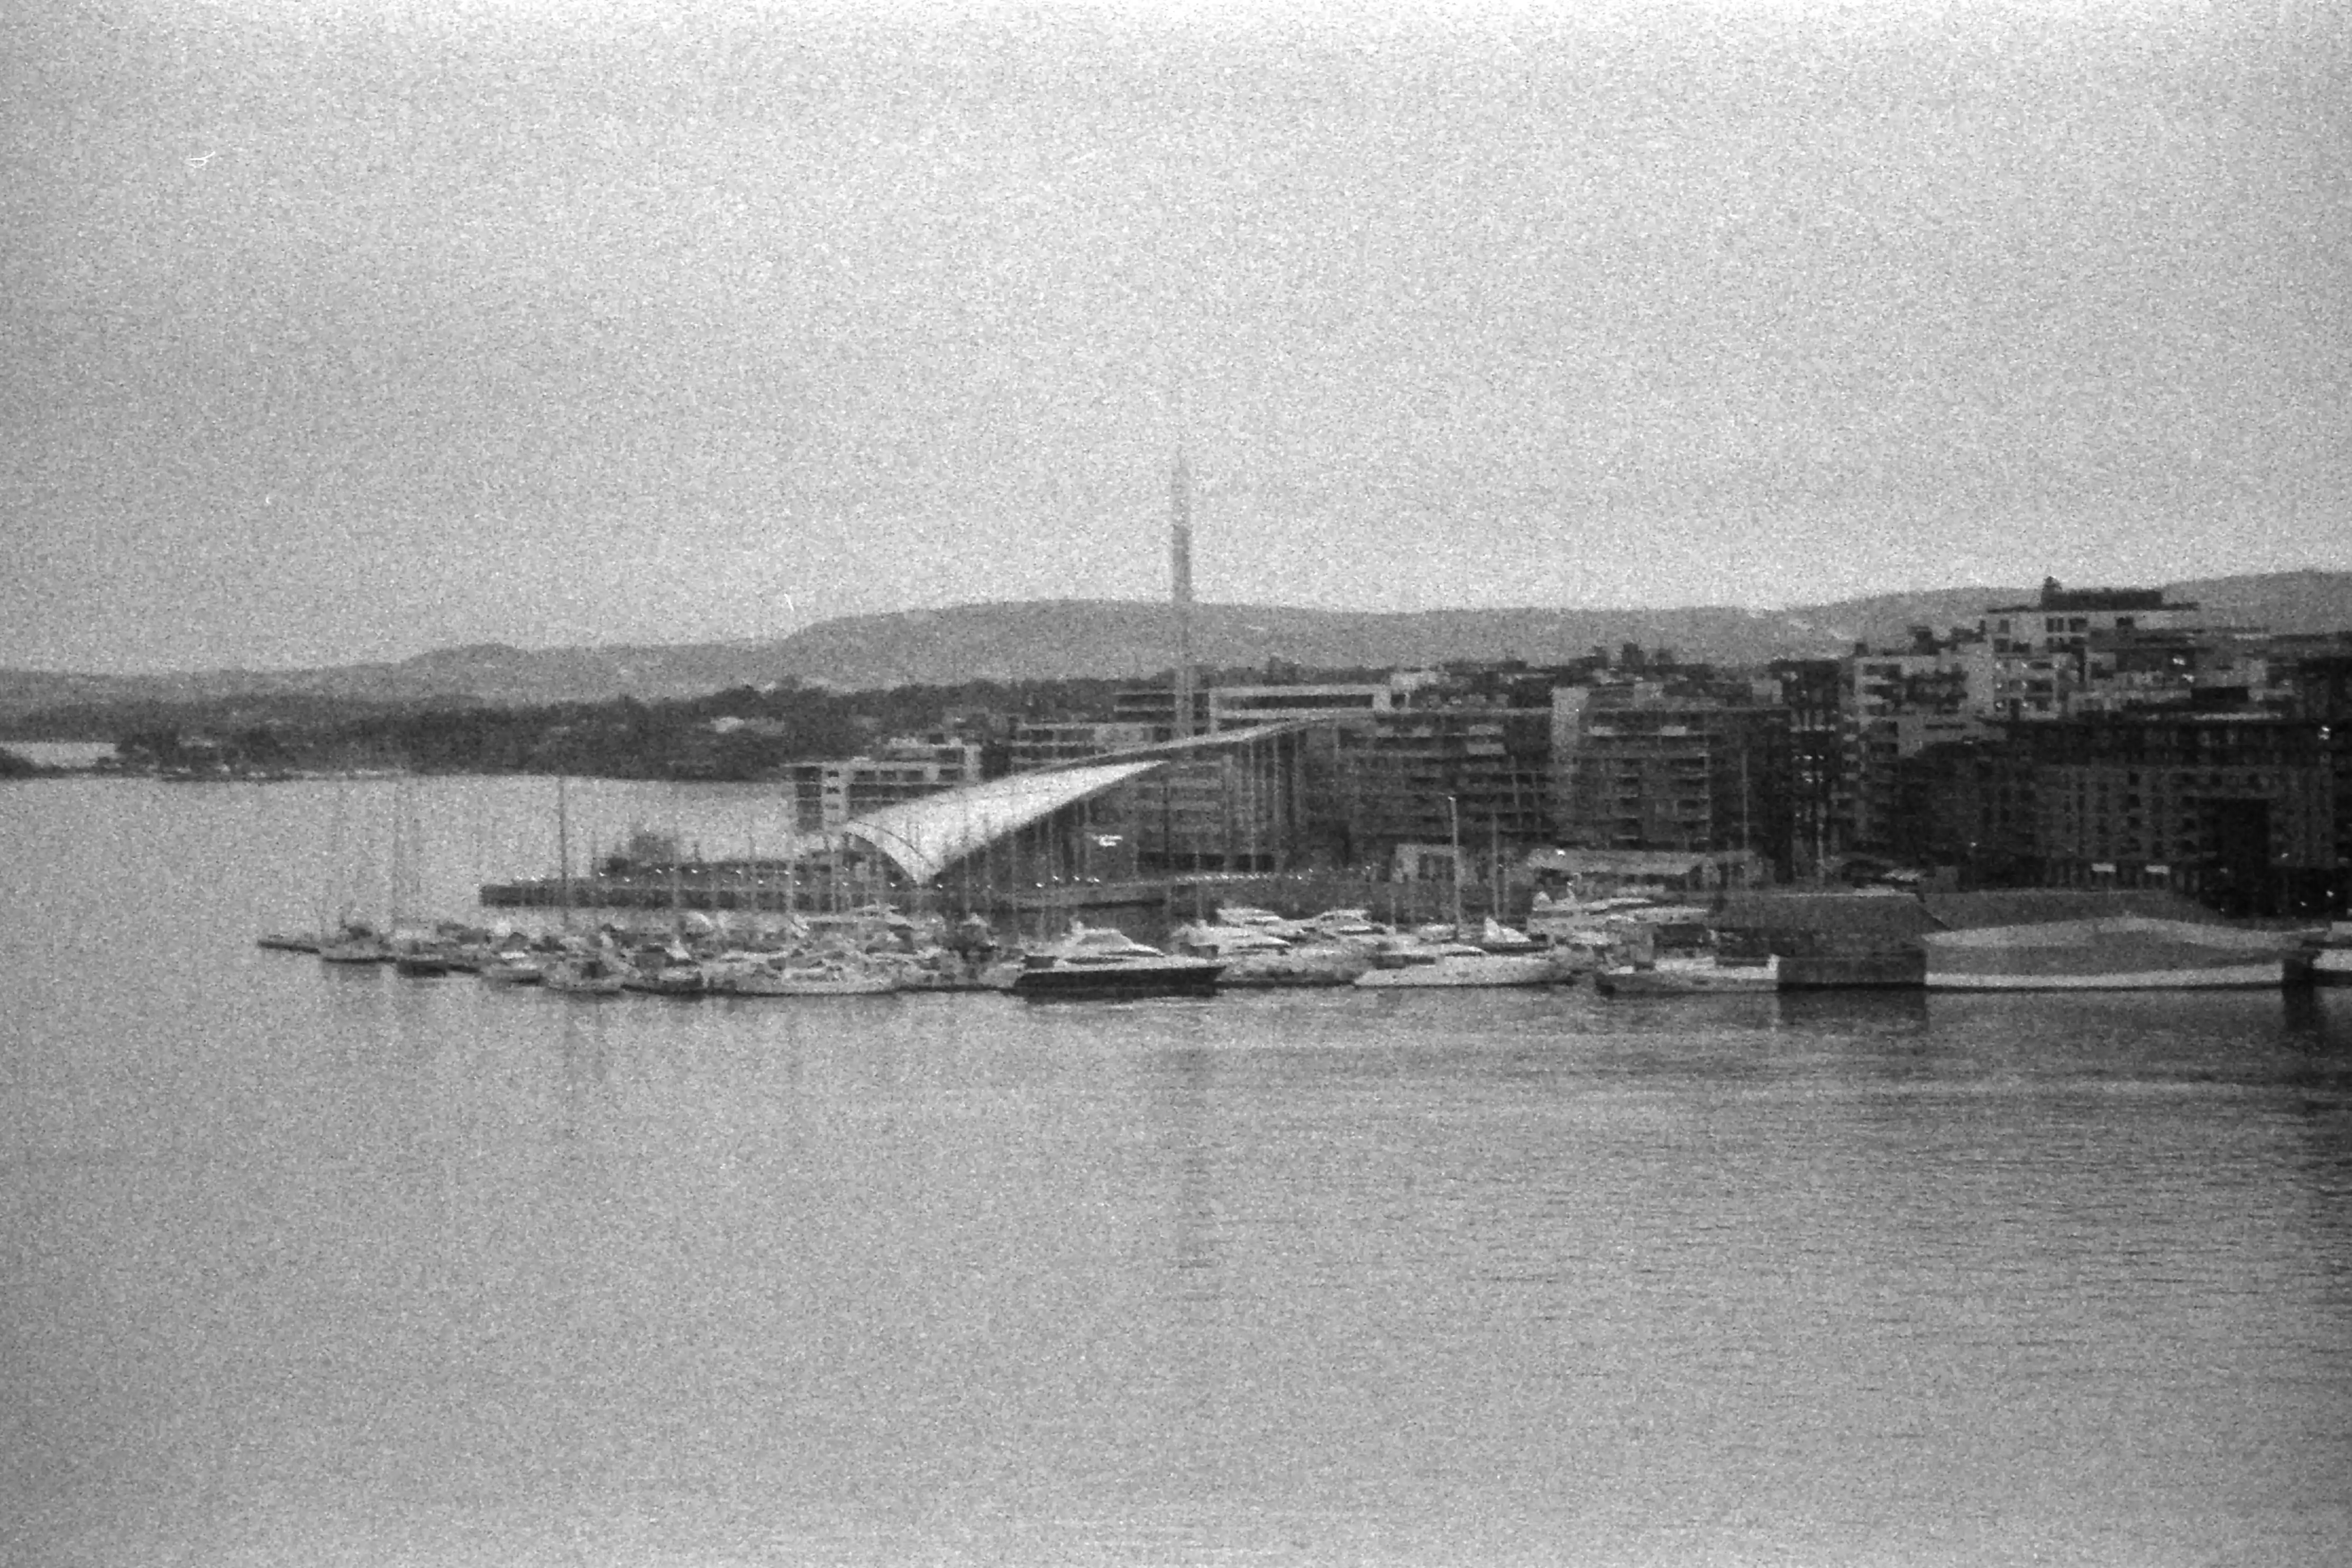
(539, 777, 625, 995)
(318, 777, 391, 964)
(388, 781, 456, 976)
(621, 836, 707, 995)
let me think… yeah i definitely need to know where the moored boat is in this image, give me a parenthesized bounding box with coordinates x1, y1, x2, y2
(317, 921, 391, 964)
(388, 929, 463, 977)
(1173, 924, 1371, 987)
(1352, 941, 1559, 989)
(542, 947, 628, 995)
(1010, 925, 1223, 1000)
(477, 952, 547, 985)
(2302, 922, 2352, 987)
(620, 944, 708, 996)
(1594, 954, 1781, 997)
(707, 950, 901, 995)
(1920, 916, 2296, 991)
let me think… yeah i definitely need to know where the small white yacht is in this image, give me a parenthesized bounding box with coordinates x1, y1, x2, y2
(1594, 954, 1781, 996)
(1352, 941, 1559, 989)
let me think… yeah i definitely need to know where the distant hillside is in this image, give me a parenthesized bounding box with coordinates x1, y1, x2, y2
(6, 571, 2349, 726)
(765, 600, 1880, 687)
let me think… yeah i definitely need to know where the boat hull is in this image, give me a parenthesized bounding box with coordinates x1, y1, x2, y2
(1352, 954, 1559, 988)
(1594, 958, 1780, 996)
(715, 967, 899, 996)
(1925, 963, 2285, 992)
(1011, 961, 1223, 1000)
(1921, 917, 2293, 992)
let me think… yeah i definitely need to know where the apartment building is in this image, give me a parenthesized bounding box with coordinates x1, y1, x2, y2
(1560, 689, 1789, 872)
(1969, 579, 2201, 719)
(2023, 714, 2337, 913)
(1842, 634, 1984, 852)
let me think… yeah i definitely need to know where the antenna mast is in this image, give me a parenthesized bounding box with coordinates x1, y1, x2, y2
(1170, 441, 1196, 741)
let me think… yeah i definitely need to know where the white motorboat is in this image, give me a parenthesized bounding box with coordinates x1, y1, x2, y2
(1594, 955, 1781, 996)
(1169, 922, 1294, 958)
(543, 948, 628, 995)
(2301, 921, 2352, 987)
(1295, 907, 1396, 941)
(708, 953, 900, 996)
(1470, 916, 1546, 955)
(1173, 924, 1370, 987)
(1352, 941, 1559, 988)
(1211, 904, 1303, 934)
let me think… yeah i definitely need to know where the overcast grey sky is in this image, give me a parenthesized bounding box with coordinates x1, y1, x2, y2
(5, 0, 2345, 673)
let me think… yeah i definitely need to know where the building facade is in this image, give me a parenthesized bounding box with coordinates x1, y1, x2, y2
(783, 737, 985, 831)
(1969, 579, 2201, 720)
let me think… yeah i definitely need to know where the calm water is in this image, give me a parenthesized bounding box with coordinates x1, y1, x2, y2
(6, 777, 2352, 1567)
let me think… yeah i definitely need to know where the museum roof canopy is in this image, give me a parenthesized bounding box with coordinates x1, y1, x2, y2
(837, 723, 1310, 885)
(838, 761, 1163, 885)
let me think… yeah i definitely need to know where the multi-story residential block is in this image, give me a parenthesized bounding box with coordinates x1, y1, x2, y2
(1887, 709, 2344, 915)
(1770, 657, 1847, 876)
(1887, 735, 2040, 885)
(1559, 688, 1789, 874)
(1114, 668, 1561, 873)
(2019, 714, 2337, 914)
(1328, 696, 1555, 867)
(1969, 579, 2202, 719)
(1842, 631, 1984, 853)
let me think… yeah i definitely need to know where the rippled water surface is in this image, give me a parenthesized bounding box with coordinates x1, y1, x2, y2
(7, 778, 2352, 1566)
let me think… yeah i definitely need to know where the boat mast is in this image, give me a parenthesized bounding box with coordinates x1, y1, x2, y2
(1448, 793, 1464, 937)
(556, 775, 572, 932)
(1171, 441, 1195, 743)
(1491, 813, 1503, 927)
(670, 830, 684, 945)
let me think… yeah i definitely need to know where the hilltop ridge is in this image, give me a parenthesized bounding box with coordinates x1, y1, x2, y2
(5, 571, 2348, 725)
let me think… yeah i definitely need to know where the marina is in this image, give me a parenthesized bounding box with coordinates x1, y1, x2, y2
(9, 773, 2352, 1568)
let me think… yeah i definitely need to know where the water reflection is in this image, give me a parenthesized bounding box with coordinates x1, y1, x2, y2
(1154, 1043, 1225, 1295)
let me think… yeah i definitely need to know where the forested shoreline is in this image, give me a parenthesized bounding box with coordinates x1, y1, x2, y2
(5, 676, 1138, 781)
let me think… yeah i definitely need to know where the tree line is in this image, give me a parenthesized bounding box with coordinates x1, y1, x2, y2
(54, 676, 1139, 781)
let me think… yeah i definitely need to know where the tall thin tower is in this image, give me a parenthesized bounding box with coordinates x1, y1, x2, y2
(1170, 443, 1196, 740)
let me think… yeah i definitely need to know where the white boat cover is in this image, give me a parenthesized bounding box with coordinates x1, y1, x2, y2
(1920, 916, 2298, 979)
(839, 761, 1163, 885)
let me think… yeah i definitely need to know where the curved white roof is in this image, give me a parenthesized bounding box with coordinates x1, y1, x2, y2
(839, 761, 1164, 884)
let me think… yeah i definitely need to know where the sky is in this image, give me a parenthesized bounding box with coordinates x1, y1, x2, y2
(4, 0, 2347, 673)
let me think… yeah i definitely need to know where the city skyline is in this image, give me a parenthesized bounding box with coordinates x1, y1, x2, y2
(8, 1, 2348, 674)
